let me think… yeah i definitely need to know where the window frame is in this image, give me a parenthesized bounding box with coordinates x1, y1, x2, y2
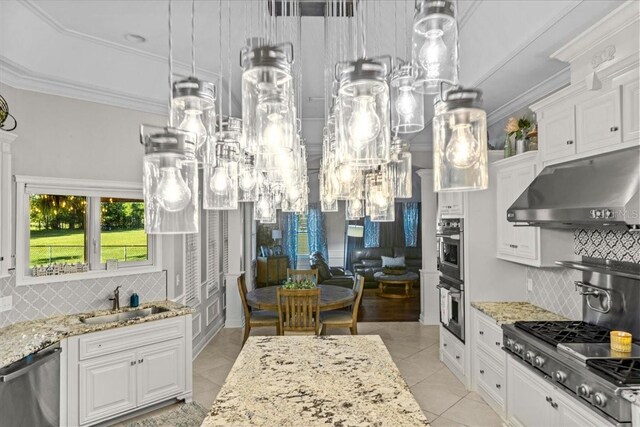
(15, 176, 161, 286)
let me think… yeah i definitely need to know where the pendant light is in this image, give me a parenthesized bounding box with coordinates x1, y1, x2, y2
(366, 165, 395, 222)
(140, 1, 199, 234)
(203, 117, 241, 210)
(141, 125, 199, 234)
(390, 64, 424, 134)
(238, 151, 258, 202)
(390, 137, 412, 198)
(336, 58, 391, 169)
(433, 87, 488, 192)
(412, 0, 459, 95)
(346, 198, 365, 220)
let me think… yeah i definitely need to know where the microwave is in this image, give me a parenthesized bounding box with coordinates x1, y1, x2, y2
(436, 219, 463, 282)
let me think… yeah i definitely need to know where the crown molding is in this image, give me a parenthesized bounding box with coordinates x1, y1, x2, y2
(486, 67, 570, 124)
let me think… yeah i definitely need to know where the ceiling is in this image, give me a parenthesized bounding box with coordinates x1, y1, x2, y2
(0, 0, 625, 155)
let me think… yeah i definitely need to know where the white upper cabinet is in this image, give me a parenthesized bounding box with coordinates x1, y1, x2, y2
(575, 87, 622, 153)
(539, 103, 576, 163)
(621, 76, 640, 142)
(0, 130, 17, 278)
(438, 192, 465, 218)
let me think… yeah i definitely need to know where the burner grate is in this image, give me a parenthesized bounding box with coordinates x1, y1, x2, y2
(515, 321, 610, 347)
(587, 359, 640, 386)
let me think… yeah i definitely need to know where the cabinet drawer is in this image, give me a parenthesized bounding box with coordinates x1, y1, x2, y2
(441, 328, 465, 374)
(476, 313, 504, 360)
(477, 349, 506, 407)
(79, 317, 185, 360)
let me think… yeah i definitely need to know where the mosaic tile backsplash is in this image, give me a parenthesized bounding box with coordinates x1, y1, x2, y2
(527, 267, 582, 320)
(575, 229, 640, 263)
(0, 272, 166, 328)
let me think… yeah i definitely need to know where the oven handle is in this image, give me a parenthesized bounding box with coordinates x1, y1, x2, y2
(436, 284, 461, 296)
(437, 233, 460, 240)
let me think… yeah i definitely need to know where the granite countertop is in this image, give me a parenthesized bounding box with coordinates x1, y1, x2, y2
(471, 301, 568, 325)
(0, 300, 193, 369)
(202, 335, 429, 427)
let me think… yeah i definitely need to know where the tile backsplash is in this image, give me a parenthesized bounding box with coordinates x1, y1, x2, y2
(0, 271, 166, 328)
(575, 229, 640, 263)
(527, 267, 582, 320)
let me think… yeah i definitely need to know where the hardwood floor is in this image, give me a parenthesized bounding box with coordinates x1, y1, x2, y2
(358, 288, 421, 322)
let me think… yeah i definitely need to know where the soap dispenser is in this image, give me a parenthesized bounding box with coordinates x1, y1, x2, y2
(130, 293, 139, 308)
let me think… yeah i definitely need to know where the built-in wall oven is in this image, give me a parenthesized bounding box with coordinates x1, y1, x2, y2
(437, 218, 465, 342)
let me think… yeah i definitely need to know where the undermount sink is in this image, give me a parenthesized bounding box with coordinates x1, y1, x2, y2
(80, 306, 170, 325)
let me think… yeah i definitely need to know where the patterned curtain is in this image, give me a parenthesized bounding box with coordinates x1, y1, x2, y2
(403, 202, 420, 247)
(307, 203, 328, 260)
(280, 212, 299, 268)
(364, 216, 380, 248)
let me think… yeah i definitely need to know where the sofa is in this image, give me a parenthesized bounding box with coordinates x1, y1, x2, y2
(351, 247, 422, 288)
(309, 252, 355, 289)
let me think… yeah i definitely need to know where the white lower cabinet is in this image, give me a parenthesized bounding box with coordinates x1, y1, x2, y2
(506, 355, 613, 427)
(440, 326, 466, 384)
(471, 309, 506, 416)
(65, 316, 192, 426)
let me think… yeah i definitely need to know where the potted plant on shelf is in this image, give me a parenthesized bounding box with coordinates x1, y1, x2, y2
(504, 116, 534, 157)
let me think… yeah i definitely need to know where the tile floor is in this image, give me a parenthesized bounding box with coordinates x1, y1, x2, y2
(124, 322, 503, 426)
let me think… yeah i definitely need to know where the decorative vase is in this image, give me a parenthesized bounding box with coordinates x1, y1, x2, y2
(504, 136, 512, 158)
(515, 137, 526, 155)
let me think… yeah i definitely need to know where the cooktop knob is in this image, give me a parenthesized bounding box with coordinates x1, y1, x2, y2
(578, 384, 593, 397)
(525, 351, 534, 361)
(604, 209, 613, 218)
(594, 393, 607, 408)
(514, 343, 523, 353)
(534, 355, 545, 368)
(554, 370, 567, 383)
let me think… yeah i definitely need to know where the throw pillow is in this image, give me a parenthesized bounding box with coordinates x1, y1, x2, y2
(381, 256, 405, 268)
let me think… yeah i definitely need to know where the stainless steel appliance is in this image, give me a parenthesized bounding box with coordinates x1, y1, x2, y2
(0, 344, 61, 427)
(437, 218, 465, 342)
(437, 218, 463, 281)
(507, 146, 640, 230)
(502, 258, 640, 425)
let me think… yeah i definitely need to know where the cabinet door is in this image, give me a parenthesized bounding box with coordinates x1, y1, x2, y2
(507, 357, 555, 427)
(79, 352, 137, 425)
(540, 105, 576, 162)
(137, 339, 186, 406)
(496, 168, 516, 256)
(576, 87, 622, 153)
(554, 391, 613, 427)
(513, 165, 537, 260)
(622, 79, 639, 142)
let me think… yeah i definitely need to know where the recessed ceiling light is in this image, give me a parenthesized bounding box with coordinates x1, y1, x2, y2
(124, 33, 146, 44)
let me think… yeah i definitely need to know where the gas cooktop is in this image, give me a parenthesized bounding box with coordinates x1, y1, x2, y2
(587, 359, 640, 386)
(515, 320, 610, 347)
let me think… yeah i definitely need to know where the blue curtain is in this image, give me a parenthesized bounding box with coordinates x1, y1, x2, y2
(403, 202, 420, 247)
(364, 216, 380, 248)
(307, 203, 328, 260)
(280, 212, 299, 268)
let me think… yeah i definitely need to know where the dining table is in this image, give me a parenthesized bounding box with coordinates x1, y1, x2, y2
(245, 284, 355, 312)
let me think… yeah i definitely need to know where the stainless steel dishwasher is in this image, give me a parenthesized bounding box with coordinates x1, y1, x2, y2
(0, 344, 61, 427)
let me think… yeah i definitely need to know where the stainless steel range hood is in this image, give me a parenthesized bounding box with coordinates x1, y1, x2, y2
(507, 146, 640, 229)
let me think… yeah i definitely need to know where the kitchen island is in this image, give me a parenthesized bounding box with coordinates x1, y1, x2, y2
(202, 335, 429, 426)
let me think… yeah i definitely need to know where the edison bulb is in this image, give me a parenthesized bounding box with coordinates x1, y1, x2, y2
(256, 196, 270, 216)
(372, 189, 389, 210)
(239, 168, 256, 192)
(287, 186, 301, 202)
(348, 95, 381, 148)
(210, 166, 231, 194)
(157, 166, 191, 212)
(349, 199, 363, 215)
(337, 163, 353, 184)
(419, 29, 447, 78)
(179, 110, 208, 147)
(273, 192, 283, 205)
(395, 86, 417, 117)
(263, 113, 284, 147)
(445, 123, 480, 168)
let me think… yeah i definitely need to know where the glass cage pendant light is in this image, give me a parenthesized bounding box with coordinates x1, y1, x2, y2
(238, 152, 258, 202)
(412, 0, 459, 95)
(171, 77, 217, 162)
(346, 198, 365, 220)
(366, 165, 395, 223)
(140, 124, 199, 234)
(390, 64, 425, 134)
(391, 137, 413, 198)
(433, 87, 488, 192)
(203, 117, 241, 210)
(254, 183, 275, 223)
(336, 58, 391, 169)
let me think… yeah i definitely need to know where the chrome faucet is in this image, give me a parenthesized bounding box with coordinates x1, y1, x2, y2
(109, 286, 121, 311)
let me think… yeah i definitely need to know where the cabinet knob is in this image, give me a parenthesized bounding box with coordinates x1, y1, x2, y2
(610, 126, 619, 132)
(545, 396, 552, 402)
(479, 331, 484, 335)
(551, 402, 558, 409)
(480, 369, 485, 374)
(443, 343, 447, 347)
(130, 361, 136, 366)
(495, 341, 501, 346)
(496, 384, 501, 389)
(138, 359, 144, 364)
(455, 355, 460, 360)
(566, 140, 574, 145)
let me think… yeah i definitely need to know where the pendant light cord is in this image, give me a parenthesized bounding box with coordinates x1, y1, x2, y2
(228, 0, 232, 118)
(168, 0, 173, 124)
(191, 0, 196, 76)
(218, 0, 223, 135)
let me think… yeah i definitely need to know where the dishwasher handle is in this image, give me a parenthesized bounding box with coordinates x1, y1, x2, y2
(0, 347, 61, 383)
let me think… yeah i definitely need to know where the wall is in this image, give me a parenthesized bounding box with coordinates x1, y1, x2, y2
(0, 85, 174, 327)
(526, 228, 640, 320)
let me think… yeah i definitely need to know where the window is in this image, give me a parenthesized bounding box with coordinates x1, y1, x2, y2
(16, 176, 159, 285)
(297, 214, 309, 256)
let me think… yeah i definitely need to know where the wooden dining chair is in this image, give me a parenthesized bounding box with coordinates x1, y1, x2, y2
(320, 275, 365, 335)
(276, 287, 321, 335)
(287, 268, 319, 284)
(237, 274, 280, 345)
